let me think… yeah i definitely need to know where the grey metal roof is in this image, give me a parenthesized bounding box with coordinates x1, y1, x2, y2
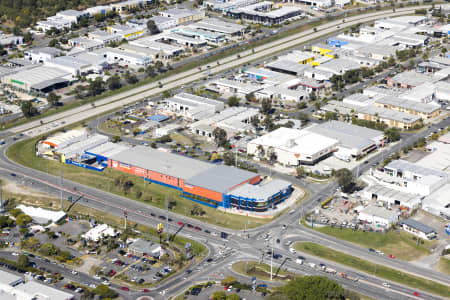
(85, 142, 130, 158)
(307, 121, 382, 151)
(266, 59, 308, 75)
(400, 219, 436, 234)
(375, 96, 440, 114)
(385, 159, 448, 178)
(129, 238, 160, 254)
(186, 165, 258, 194)
(109, 146, 214, 180)
(228, 179, 291, 201)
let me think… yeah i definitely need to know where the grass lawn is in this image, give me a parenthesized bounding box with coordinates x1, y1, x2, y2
(7, 136, 282, 230)
(294, 242, 450, 298)
(232, 261, 297, 281)
(98, 120, 122, 136)
(437, 257, 450, 275)
(310, 225, 434, 261)
(170, 133, 194, 146)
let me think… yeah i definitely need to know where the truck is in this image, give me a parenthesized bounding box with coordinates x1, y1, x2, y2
(341, 272, 359, 282)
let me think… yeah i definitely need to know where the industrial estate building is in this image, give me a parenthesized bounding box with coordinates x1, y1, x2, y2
(107, 146, 292, 211)
(247, 121, 385, 165)
(0, 269, 74, 300)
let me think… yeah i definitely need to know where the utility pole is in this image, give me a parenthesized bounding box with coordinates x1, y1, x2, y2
(165, 196, 169, 243)
(124, 209, 127, 230)
(59, 170, 63, 212)
(0, 180, 3, 212)
(235, 147, 238, 168)
(270, 238, 273, 281)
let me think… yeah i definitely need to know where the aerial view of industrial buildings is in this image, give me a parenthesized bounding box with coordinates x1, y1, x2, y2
(0, 0, 449, 299)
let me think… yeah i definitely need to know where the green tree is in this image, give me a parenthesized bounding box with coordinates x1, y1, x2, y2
(277, 276, 348, 300)
(48, 39, 58, 47)
(324, 111, 338, 121)
(107, 75, 122, 90)
(124, 71, 138, 84)
(384, 128, 400, 142)
(0, 216, 13, 228)
(17, 254, 29, 269)
(21, 101, 38, 118)
(93, 284, 118, 298)
(145, 65, 155, 77)
(212, 291, 227, 300)
(112, 135, 121, 143)
(15, 214, 32, 227)
(190, 204, 205, 216)
(261, 98, 272, 115)
(245, 92, 255, 102)
(39, 243, 57, 256)
(88, 77, 104, 96)
(222, 152, 234, 166)
(213, 127, 227, 147)
(10, 208, 22, 217)
(296, 166, 306, 178)
(263, 115, 274, 131)
(335, 168, 354, 193)
(47, 92, 60, 106)
(228, 96, 240, 107)
(133, 127, 141, 136)
(227, 294, 240, 300)
(23, 32, 33, 43)
(147, 19, 160, 34)
(221, 276, 237, 286)
(155, 60, 164, 71)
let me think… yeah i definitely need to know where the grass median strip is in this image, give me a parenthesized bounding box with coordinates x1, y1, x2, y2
(294, 242, 450, 298)
(306, 224, 434, 261)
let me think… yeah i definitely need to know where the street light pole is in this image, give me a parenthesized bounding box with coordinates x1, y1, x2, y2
(270, 238, 273, 281)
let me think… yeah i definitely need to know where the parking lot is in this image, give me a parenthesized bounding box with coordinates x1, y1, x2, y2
(97, 248, 173, 285)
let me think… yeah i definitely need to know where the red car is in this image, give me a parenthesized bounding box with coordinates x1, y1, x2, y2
(224, 286, 228, 290)
(389, 254, 395, 259)
(121, 286, 130, 291)
(413, 292, 420, 297)
(177, 221, 184, 226)
(194, 226, 202, 231)
(142, 289, 150, 292)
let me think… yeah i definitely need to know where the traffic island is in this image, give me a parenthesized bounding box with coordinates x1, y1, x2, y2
(231, 261, 297, 281)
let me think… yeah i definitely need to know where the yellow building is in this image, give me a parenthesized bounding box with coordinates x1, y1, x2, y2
(312, 44, 335, 58)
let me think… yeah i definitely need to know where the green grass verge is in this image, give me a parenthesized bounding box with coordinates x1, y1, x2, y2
(294, 242, 450, 298)
(308, 225, 434, 261)
(6, 135, 279, 230)
(437, 257, 450, 275)
(232, 261, 297, 281)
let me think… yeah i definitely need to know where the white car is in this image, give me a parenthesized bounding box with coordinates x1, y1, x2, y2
(89, 284, 97, 289)
(93, 275, 101, 280)
(12, 253, 19, 256)
(382, 282, 391, 288)
(71, 270, 78, 275)
(289, 248, 296, 254)
(102, 280, 110, 286)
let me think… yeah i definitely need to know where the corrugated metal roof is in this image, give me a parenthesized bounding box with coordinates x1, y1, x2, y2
(109, 146, 214, 180)
(400, 219, 436, 234)
(228, 179, 291, 200)
(186, 165, 258, 194)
